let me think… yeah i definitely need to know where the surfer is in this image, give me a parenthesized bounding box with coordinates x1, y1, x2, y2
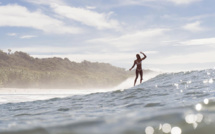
(129, 52, 147, 86)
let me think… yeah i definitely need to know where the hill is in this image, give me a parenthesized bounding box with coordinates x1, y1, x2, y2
(0, 50, 153, 89)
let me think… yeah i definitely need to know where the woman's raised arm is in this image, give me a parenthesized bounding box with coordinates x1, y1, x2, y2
(140, 52, 147, 60)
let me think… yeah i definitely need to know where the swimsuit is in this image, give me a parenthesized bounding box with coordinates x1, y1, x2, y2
(136, 68, 142, 72)
(136, 61, 141, 65)
(136, 60, 142, 72)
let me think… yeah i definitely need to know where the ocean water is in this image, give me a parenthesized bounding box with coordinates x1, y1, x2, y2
(0, 69, 215, 134)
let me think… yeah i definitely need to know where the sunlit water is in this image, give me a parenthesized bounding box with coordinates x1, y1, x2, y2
(0, 69, 215, 134)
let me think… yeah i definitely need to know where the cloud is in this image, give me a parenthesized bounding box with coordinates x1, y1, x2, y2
(182, 21, 205, 32)
(23, 0, 120, 30)
(50, 4, 120, 30)
(7, 45, 107, 54)
(7, 33, 37, 39)
(180, 38, 215, 46)
(166, 0, 201, 5)
(20, 35, 37, 39)
(117, 0, 201, 6)
(86, 6, 96, 10)
(0, 4, 83, 34)
(7, 46, 81, 54)
(7, 33, 17, 36)
(88, 28, 169, 51)
(147, 51, 215, 65)
(22, 0, 65, 6)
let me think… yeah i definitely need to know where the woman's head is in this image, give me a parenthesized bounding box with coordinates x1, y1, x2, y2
(136, 54, 141, 60)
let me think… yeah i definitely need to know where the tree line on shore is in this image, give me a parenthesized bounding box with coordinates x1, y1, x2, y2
(0, 50, 141, 89)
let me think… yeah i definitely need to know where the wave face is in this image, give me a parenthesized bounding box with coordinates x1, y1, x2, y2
(0, 69, 215, 134)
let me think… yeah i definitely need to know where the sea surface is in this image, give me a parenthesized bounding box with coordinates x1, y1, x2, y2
(0, 69, 215, 134)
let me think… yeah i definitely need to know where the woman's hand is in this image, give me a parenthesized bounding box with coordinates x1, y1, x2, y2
(140, 52, 147, 60)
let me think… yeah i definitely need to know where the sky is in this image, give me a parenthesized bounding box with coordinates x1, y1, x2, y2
(0, 0, 215, 71)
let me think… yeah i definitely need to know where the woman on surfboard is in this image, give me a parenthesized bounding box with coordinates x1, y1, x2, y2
(129, 52, 147, 86)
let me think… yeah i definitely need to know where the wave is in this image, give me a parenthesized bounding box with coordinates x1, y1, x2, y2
(1, 101, 215, 134)
(0, 69, 215, 134)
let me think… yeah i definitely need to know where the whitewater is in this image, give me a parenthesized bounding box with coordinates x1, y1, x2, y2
(0, 69, 215, 134)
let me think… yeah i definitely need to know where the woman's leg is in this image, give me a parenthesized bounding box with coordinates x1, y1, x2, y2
(134, 69, 138, 86)
(140, 70, 143, 84)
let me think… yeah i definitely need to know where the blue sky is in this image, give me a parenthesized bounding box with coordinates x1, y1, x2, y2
(0, 0, 215, 71)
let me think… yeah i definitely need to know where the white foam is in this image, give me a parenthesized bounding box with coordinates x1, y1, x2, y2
(0, 72, 159, 104)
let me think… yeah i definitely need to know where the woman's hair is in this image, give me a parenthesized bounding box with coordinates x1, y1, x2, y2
(136, 54, 141, 60)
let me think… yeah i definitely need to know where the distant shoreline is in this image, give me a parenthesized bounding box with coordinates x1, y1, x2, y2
(0, 50, 155, 89)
